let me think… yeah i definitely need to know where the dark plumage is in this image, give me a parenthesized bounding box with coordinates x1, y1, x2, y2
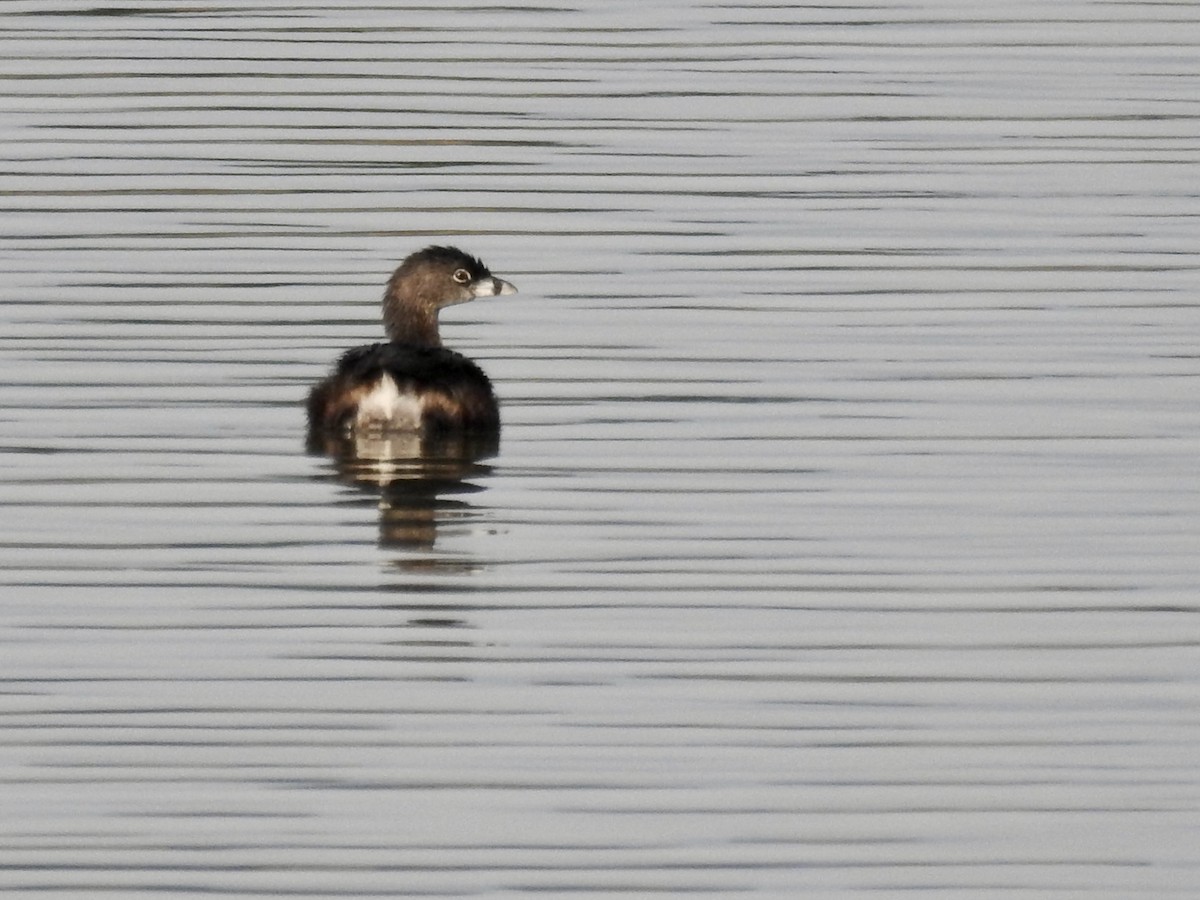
(307, 246, 516, 438)
(307, 342, 499, 434)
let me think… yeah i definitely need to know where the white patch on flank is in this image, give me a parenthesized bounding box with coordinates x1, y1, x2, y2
(353, 374, 423, 432)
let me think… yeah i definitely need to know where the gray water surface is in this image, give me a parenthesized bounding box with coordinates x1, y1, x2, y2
(2, 2, 1199, 897)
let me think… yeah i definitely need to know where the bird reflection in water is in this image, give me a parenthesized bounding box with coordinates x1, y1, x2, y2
(307, 426, 499, 572)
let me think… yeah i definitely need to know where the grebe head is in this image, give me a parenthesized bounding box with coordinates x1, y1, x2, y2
(382, 245, 517, 346)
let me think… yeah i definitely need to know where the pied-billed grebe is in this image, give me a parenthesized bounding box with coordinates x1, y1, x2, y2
(307, 246, 516, 436)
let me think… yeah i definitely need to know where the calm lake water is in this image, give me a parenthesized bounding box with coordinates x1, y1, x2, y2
(2, 2, 1199, 897)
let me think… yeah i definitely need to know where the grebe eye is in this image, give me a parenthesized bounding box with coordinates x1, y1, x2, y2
(452, 268, 471, 284)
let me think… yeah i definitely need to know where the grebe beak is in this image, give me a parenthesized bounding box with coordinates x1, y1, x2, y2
(472, 277, 517, 298)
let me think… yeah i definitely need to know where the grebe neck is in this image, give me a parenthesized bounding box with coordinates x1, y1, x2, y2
(382, 276, 442, 347)
(383, 305, 441, 347)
